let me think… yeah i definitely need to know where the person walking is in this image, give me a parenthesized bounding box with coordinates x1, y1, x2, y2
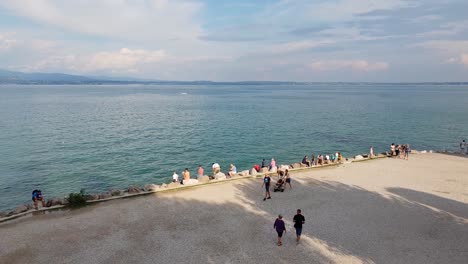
(461, 140, 467, 154)
(284, 169, 292, 189)
(273, 214, 286, 246)
(293, 209, 305, 244)
(262, 173, 271, 201)
(405, 144, 410, 160)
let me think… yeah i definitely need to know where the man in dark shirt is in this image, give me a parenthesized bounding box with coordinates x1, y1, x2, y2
(293, 209, 305, 243)
(261, 159, 267, 168)
(261, 174, 271, 201)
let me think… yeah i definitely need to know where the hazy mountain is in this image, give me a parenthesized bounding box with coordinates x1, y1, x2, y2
(0, 69, 98, 83)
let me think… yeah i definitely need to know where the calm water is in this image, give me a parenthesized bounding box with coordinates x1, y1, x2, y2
(1, 84, 467, 211)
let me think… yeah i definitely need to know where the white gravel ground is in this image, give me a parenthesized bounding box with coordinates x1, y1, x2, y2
(1, 153, 467, 264)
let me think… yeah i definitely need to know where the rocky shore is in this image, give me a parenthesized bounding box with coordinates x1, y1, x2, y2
(0, 150, 440, 223)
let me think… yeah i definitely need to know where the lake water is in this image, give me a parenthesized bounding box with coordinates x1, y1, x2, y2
(1, 84, 467, 211)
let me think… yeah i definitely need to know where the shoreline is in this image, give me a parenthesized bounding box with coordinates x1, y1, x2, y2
(0, 152, 383, 223)
(1, 151, 467, 263)
(0, 149, 451, 224)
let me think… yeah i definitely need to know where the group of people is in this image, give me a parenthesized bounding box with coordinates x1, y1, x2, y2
(261, 169, 292, 201)
(301, 152, 343, 167)
(172, 165, 205, 185)
(390, 143, 410, 160)
(273, 209, 306, 246)
(172, 162, 241, 185)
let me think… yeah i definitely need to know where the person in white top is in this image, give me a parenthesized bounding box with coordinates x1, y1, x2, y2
(172, 172, 179, 183)
(212, 163, 220, 175)
(370, 146, 374, 158)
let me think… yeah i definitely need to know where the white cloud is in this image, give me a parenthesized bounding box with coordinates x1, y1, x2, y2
(446, 54, 468, 67)
(0, 33, 18, 51)
(268, 40, 335, 54)
(86, 48, 166, 71)
(0, 0, 203, 42)
(29, 48, 166, 74)
(309, 60, 389, 71)
(415, 40, 468, 54)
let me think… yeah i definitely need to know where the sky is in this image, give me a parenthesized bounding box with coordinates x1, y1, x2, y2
(0, 0, 467, 82)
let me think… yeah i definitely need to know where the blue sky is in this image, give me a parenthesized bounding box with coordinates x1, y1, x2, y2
(0, 0, 467, 81)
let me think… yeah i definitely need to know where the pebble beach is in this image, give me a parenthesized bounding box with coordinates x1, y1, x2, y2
(1, 153, 467, 264)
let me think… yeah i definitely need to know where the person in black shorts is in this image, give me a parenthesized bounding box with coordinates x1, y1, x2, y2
(261, 173, 271, 201)
(293, 209, 305, 243)
(284, 169, 292, 189)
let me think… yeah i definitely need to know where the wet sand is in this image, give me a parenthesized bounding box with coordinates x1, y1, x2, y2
(1, 153, 467, 264)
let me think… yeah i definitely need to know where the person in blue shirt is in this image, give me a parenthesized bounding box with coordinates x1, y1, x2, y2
(32, 189, 46, 210)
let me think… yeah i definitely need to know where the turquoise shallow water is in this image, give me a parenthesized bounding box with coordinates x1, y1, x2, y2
(1, 84, 467, 211)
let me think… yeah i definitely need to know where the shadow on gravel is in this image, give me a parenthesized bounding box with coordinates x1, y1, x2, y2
(231, 177, 468, 264)
(1, 178, 467, 264)
(387, 187, 468, 219)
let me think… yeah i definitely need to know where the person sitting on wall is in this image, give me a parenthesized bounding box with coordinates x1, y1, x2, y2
(301, 155, 311, 167)
(254, 164, 260, 172)
(228, 164, 237, 178)
(32, 189, 46, 210)
(212, 163, 220, 175)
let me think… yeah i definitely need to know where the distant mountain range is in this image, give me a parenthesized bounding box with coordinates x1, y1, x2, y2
(0, 69, 467, 85)
(0, 69, 300, 85)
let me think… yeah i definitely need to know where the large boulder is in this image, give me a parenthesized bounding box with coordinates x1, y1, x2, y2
(411, 150, 419, 154)
(250, 168, 258, 176)
(280, 165, 289, 170)
(160, 183, 168, 189)
(354, 155, 364, 160)
(0, 211, 6, 218)
(127, 186, 141, 194)
(214, 172, 227, 180)
(168, 182, 180, 188)
(84, 194, 99, 201)
(13, 205, 28, 214)
(261, 167, 269, 173)
(198, 175, 210, 183)
(292, 163, 302, 169)
(144, 184, 159, 192)
(269, 166, 277, 173)
(240, 170, 249, 177)
(300, 163, 308, 168)
(420, 150, 427, 154)
(46, 198, 63, 207)
(110, 189, 123, 196)
(99, 192, 112, 200)
(183, 179, 199, 185)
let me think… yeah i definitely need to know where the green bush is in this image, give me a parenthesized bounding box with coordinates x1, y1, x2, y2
(68, 189, 86, 207)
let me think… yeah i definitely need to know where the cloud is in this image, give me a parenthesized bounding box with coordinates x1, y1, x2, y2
(29, 48, 166, 74)
(260, 0, 415, 23)
(415, 40, 468, 54)
(446, 54, 468, 67)
(0, 0, 203, 42)
(268, 40, 335, 54)
(309, 60, 389, 71)
(0, 33, 17, 51)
